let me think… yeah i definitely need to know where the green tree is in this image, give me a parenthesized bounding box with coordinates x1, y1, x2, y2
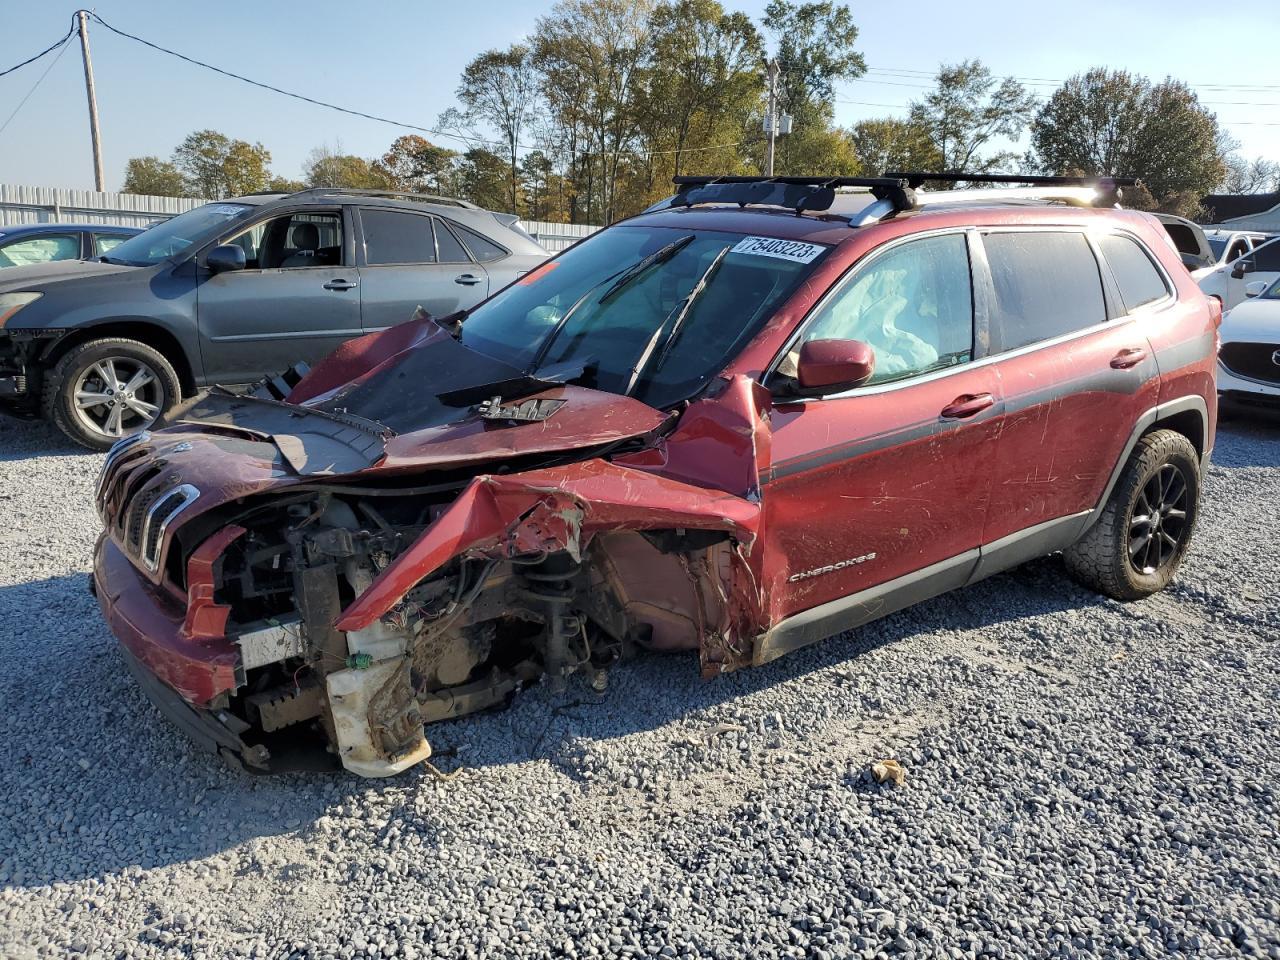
(761, 1, 866, 175)
(909, 60, 1038, 179)
(121, 156, 187, 197)
(304, 146, 396, 189)
(456, 147, 510, 210)
(456, 45, 540, 212)
(1030, 69, 1227, 214)
(848, 117, 942, 174)
(172, 129, 272, 198)
(265, 176, 307, 194)
(641, 0, 763, 178)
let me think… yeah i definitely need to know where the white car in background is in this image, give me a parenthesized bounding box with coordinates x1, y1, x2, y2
(1197, 234, 1280, 310)
(1203, 228, 1271, 267)
(1218, 275, 1280, 414)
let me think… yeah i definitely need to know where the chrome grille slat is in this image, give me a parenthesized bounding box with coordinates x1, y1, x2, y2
(141, 484, 200, 572)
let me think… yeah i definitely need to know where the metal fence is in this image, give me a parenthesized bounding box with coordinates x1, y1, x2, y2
(0, 182, 599, 252)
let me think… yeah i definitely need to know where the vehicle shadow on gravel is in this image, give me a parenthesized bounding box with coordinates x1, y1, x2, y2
(0, 419, 92, 462)
(1214, 416, 1280, 468)
(0, 558, 1112, 890)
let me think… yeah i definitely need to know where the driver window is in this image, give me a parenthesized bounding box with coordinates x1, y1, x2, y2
(782, 233, 974, 387)
(228, 212, 344, 269)
(1226, 239, 1249, 262)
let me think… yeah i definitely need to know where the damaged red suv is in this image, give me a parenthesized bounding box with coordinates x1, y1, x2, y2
(92, 173, 1219, 776)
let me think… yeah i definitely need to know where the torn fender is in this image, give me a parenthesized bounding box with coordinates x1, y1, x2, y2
(334, 458, 762, 633)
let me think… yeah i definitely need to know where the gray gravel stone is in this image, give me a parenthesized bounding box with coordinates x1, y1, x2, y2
(0, 415, 1278, 958)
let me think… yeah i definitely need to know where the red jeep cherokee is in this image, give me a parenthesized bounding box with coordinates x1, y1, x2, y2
(92, 174, 1219, 777)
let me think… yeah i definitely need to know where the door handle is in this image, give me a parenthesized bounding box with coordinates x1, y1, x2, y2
(454, 273, 482, 286)
(940, 392, 995, 419)
(1110, 346, 1148, 369)
(323, 279, 358, 291)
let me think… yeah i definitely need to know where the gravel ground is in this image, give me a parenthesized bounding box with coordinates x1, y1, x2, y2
(0, 413, 1278, 960)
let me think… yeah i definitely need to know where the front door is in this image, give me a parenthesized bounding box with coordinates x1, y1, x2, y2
(763, 231, 1002, 627)
(1222, 235, 1280, 309)
(195, 208, 361, 384)
(355, 208, 490, 332)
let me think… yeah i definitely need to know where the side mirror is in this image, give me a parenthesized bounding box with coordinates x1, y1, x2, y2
(1231, 259, 1255, 280)
(794, 339, 875, 394)
(206, 244, 246, 274)
(1245, 280, 1268, 299)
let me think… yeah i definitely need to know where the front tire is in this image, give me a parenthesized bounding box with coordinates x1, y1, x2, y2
(43, 338, 181, 451)
(1064, 429, 1201, 601)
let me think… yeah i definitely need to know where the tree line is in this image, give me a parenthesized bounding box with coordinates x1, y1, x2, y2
(121, 0, 1277, 222)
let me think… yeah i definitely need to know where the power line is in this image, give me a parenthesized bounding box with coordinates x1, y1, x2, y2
(0, 19, 75, 79)
(865, 64, 1280, 91)
(0, 37, 73, 139)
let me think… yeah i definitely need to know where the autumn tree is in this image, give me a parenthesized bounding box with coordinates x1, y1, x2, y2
(455, 147, 510, 211)
(121, 157, 187, 197)
(455, 46, 540, 212)
(172, 130, 273, 198)
(1030, 69, 1227, 214)
(378, 135, 459, 194)
(304, 145, 395, 189)
(909, 60, 1038, 180)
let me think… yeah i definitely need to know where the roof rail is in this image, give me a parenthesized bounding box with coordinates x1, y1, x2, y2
(884, 172, 1138, 207)
(278, 187, 478, 209)
(665, 175, 917, 219)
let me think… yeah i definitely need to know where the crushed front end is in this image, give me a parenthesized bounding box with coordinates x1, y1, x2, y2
(92, 375, 768, 777)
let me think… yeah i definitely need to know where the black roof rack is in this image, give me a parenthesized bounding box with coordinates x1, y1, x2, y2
(668, 175, 917, 218)
(885, 171, 1138, 206)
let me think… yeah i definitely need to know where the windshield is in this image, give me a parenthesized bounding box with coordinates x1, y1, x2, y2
(102, 202, 253, 266)
(459, 225, 828, 408)
(1261, 277, 1280, 300)
(1207, 237, 1227, 259)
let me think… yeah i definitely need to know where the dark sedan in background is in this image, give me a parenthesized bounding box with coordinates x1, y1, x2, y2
(0, 188, 547, 448)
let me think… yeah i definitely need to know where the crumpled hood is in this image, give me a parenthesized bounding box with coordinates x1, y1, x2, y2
(0, 257, 140, 292)
(163, 313, 671, 480)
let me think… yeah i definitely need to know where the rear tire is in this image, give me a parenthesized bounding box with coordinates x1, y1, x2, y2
(43, 337, 181, 451)
(1064, 429, 1201, 601)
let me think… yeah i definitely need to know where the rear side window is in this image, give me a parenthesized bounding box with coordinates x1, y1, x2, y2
(1099, 234, 1169, 312)
(362, 209, 435, 264)
(433, 219, 472, 263)
(0, 234, 80, 267)
(451, 222, 508, 262)
(1252, 238, 1280, 272)
(984, 232, 1106, 352)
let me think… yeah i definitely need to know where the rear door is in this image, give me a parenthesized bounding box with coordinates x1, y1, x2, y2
(355, 208, 489, 333)
(195, 207, 362, 383)
(764, 230, 1002, 625)
(977, 228, 1161, 564)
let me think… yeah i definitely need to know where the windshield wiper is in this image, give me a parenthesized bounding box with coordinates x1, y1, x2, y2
(623, 244, 731, 397)
(526, 235, 695, 372)
(597, 234, 695, 305)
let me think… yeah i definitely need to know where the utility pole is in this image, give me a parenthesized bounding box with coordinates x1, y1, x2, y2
(765, 59, 779, 177)
(77, 10, 105, 192)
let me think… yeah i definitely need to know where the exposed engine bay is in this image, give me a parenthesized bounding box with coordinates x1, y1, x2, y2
(191, 486, 744, 775)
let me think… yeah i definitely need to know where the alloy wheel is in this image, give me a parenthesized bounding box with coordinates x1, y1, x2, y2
(1128, 463, 1190, 575)
(71, 356, 163, 441)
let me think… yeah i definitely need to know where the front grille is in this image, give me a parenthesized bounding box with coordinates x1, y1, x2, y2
(97, 434, 200, 573)
(1220, 341, 1280, 386)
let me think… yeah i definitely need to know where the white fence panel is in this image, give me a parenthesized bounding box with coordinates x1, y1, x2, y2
(0, 184, 602, 251)
(0, 184, 206, 227)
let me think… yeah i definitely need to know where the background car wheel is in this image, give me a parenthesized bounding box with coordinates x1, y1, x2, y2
(1064, 429, 1201, 601)
(43, 338, 181, 451)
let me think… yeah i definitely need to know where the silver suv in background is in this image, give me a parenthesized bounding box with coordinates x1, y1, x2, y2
(0, 188, 547, 448)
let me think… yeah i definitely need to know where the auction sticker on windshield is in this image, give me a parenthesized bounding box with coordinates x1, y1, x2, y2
(731, 236, 828, 264)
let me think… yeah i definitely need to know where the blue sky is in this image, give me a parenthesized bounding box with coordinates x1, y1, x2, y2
(1, 0, 1277, 193)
